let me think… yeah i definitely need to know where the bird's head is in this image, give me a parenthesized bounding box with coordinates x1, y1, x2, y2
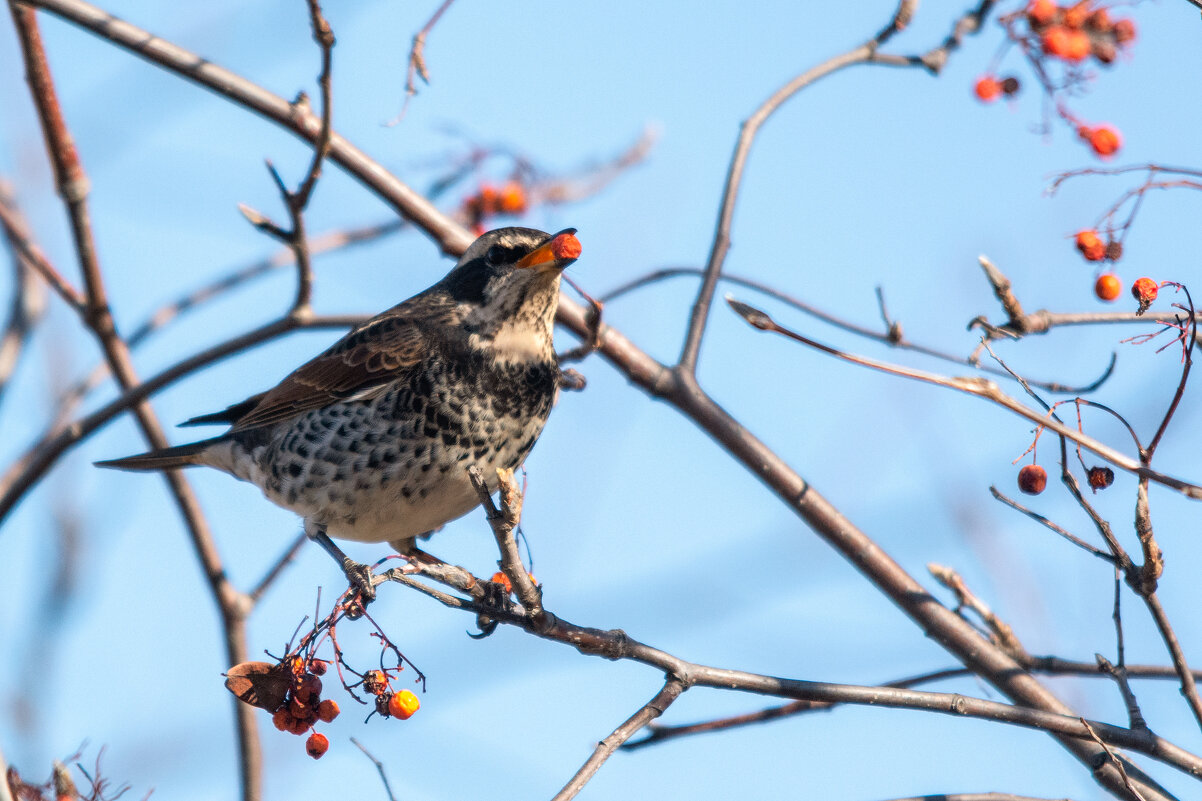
(442, 227, 581, 356)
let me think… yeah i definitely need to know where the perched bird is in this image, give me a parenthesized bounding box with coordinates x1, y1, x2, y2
(98, 227, 581, 589)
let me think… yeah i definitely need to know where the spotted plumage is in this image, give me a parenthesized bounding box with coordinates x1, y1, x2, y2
(98, 227, 580, 553)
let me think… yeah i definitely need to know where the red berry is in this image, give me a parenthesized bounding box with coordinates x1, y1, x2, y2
(316, 699, 341, 723)
(974, 76, 1002, 103)
(1095, 274, 1122, 302)
(305, 732, 329, 759)
(1075, 230, 1105, 262)
(1018, 464, 1048, 495)
(1085, 125, 1121, 157)
(1087, 466, 1115, 492)
(1131, 277, 1158, 313)
(1027, 0, 1056, 26)
(387, 689, 421, 720)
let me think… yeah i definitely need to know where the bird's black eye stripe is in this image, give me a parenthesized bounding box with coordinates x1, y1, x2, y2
(486, 244, 521, 266)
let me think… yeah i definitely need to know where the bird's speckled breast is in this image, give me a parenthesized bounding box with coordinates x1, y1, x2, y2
(227, 348, 559, 544)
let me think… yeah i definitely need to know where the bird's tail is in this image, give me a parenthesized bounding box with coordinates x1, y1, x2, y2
(95, 436, 224, 472)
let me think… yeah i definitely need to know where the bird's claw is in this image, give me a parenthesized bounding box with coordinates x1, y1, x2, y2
(342, 557, 377, 607)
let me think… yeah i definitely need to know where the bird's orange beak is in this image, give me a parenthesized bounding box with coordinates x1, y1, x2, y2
(517, 229, 581, 272)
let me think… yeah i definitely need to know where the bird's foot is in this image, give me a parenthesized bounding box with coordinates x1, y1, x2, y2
(342, 557, 377, 607)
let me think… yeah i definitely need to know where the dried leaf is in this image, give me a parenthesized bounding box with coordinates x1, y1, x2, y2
(224, 661, 291, 711)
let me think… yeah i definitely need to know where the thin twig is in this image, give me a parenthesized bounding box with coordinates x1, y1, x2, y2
(678, 0, 917, 373)
(349, 738, 398, 801)
(387, 0, 456, 125)
(551, 677, 686, 801)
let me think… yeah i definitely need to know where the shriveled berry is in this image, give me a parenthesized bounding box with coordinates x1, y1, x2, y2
(1026, 0, 1056, 26)
(974, 76, 1002, 103)
(289, 694, 315, 721)
(1131, 277, 1158, 314)
(295, 673, 322, 702)
(272, 707, 293, 732)
(1075, 230, 1105, 261)
(363, 670, 389, 695)
(1018, 464, 1048, 495)
(316, 699, 341, 723)
(305, 732, 330, 759)
(1086, 8, 1112, 31)
(1092, 39, 1117, 65)
(1095, 274, 1122, 302)
(1000, 76, 1021, 96)
(1085, 125, 1121, 157)
(1104, 240, 1123, 262)
(289, 715, 312, 736)
(1113, 18, 1136, 44)
(308, 660, 328, 676)
(387, 689, 421, 720)
(1087, 466, 1115, 492)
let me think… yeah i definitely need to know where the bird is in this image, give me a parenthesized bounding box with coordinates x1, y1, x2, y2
(97, 226, 582, 594)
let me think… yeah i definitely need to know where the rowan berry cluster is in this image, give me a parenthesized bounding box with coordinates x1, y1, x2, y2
(269, 656, 341, 759)
(461, 181, 529, 234)
(979, 2, 1136, 158)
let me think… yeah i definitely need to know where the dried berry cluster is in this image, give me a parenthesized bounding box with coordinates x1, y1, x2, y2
(269, 657, 341, 759)
(360, 669, 422, 721)
(461, 181, 529, 234)
(1074, 230, 1159, 308)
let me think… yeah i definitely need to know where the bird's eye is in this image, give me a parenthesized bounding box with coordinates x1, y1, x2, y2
(485, 244, 511, 266)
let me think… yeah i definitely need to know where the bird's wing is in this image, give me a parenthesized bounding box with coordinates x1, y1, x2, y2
(228, 295, 457, 432)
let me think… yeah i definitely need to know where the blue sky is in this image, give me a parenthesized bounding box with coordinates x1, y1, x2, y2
(2, 1, 1202, 799)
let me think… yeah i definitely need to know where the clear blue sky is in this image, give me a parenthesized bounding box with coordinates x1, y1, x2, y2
(2, 1, 1202, 799)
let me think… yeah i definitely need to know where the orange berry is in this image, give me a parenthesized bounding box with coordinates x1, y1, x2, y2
(498, 182, 528, 215)
(490, 570, 512, 592)
(1061, 29, 1092, 61)
(1018, 464, 1048, 495)
(387, 689, 421, 720)
(272, 707, 293, 732)
(1113, 18, 1136, 44)
(316, 699, 341, 723)
(1075, 230, 1105, 261)
(974, 76, 1002, 103)
(1087, 466, 1115, 492)
(305, 732, 329, 759)
(1062, 3, 1090, 29)
(1086, 125, 1121, 157)
(1041, 26, 1072, 57)
(1131, 277, 1158, 313)
(289, 715, 312, 735)
(1026, 0, 1056, 26)
(1095, 273, 1122, 302)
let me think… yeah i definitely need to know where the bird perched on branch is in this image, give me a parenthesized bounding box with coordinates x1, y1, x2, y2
(98, 227, 582, 594)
